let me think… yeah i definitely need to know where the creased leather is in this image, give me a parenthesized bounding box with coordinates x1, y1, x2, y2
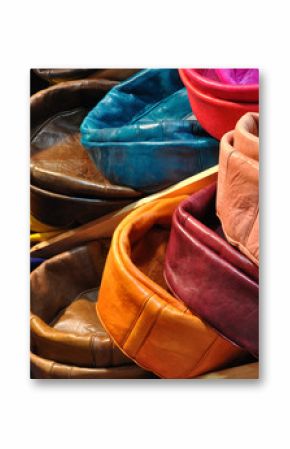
(217, 112, 259, 265)
(81, 69, 219, 193)
(164, 183, 259, 357)
(179, 69, 259, 140)
(30, 239, 137, 369)
(97, 193, 247, 379)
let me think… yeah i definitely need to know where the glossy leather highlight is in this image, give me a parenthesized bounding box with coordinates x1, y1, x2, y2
(217, 113, 259, 265)
(164, 183, 259, 357)
(97, 194, 247, 379)
(81, 69, 219, 193)
(179, 69, 259, 140)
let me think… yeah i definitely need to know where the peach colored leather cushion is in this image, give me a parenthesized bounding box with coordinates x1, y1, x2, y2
(217, 113, 259, 265)
(97, 196, 247, 379)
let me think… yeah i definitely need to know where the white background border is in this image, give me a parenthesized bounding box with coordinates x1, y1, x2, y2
(0, 0, 289, 447)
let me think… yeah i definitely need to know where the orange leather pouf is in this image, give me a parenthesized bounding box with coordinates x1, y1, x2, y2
(217, 112, 259, 265)
(97, 196, 248, 379)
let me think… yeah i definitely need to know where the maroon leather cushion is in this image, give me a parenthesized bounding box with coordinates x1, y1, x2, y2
(164, 183, 259, 357)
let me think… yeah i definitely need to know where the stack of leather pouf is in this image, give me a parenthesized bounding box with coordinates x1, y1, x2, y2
(30, 68, 259, 379)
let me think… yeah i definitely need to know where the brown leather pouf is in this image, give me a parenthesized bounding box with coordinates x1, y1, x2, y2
(30, 239, 154, 378)
(30, 78, 142, 227)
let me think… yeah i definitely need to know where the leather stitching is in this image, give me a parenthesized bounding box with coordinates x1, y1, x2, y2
(185, 335, 220, 378)
(130, 302, 167, 359)
(121, 293, 154, 347)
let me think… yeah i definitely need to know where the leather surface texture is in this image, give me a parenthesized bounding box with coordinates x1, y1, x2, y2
(97, 194, 247, 379)
(81, 69, 219, 193)
(164, 183, 259, 357)
(179, 69, 259, 140)
(217, 112, 259, 265)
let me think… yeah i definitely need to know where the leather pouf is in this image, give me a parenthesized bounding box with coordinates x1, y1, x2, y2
(217, 112, 259, 265)
(179, 69, 259, 140)
(31, 78, 142, 227)
(164, 183, 259, 357)
(96, 195, 248, 379)
(81, 69, 219, 193)
(183, 69, 259, 102)
(30, 239, 153, 378)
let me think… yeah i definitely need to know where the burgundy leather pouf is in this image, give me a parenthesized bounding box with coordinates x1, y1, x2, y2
(164, 183, 259, 357)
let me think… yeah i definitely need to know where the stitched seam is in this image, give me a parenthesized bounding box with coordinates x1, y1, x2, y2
(132, 303, 167, 358)
(121, 293, 154, 347)
(185, 335, 220, 378)
(90, 335, 97, 368)
(244, 206, 259, 247)
(49, 361, 56, 378)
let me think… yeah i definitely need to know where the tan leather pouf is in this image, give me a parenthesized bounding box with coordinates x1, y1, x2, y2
(31, 239, 153, 378)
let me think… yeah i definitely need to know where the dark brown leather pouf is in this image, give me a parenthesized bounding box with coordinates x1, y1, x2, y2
(30, 78, 142, 227)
